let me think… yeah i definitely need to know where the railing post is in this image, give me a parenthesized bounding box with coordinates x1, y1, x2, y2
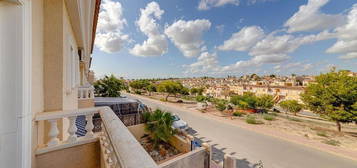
(90, 86, 95, 98)
(223, 154, 237, 168)
(67, 116, 78, 143)
(85, 113, 94, 138)
(202, 142, 211, 168)
(79, 88, 84, 99)
(47, 119, 59, 147)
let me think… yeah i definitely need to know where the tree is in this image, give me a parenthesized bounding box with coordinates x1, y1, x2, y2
(279, 100, 303, 116)
(190, 87, 204, 96)
(142, 109, 175, 148)
(256, 94, 274, 112)
(301, 70, 357, 132)
(180, 87, 190, 96)
(197, 87, 204, 95)
(190, 88, 198, 95)
(146, 83, 157, 96)
(93, 75, 126, 97)
(129, 79, 150, 92)
(157, 80, 184, 101)
(230, 92, 257, 109)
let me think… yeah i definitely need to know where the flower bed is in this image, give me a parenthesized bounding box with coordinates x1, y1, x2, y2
(139, 135, 181, 163)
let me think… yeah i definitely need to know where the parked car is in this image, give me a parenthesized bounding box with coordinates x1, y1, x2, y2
(172, 114, 188, 131)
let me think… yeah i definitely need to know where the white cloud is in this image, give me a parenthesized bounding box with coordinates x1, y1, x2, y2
(285, 0, 345, 33)
(327, 40, 357, 54)
(96, 33, 129, 53)
(326, 4, 357, 59)
(250, 34, 299, 56)
(339, 52, 357, 59)
(129, 2, 168, 57)
(198, 0, 239, 10)
(196, 29, 331, 74)
(274, 62, 313, 73)
(184, 52, 219, 73)
(250, 31, 332, 57)
(165, 19, 211, 58)
(95, 0, 128, 53)
(218, 26, 265, 51)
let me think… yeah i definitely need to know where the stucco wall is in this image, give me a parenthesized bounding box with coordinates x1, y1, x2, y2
(62, 2, 79, 111)
(36, 141, 100, 168)
(78, 99, 95, 108)
(127, 123, 147, 140)
(31, 1, 45, 167)
(37, 0, 82, 148)
(159, 147, 209, 168)
(128, 124, 191, 153)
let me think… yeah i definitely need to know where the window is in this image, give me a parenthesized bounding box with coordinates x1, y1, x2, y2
(66, 43, 80, 94)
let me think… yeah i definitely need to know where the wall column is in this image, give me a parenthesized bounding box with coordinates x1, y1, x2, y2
(43, 0, 65, 140)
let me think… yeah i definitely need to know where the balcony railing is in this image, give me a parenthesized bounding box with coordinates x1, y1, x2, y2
(35, 106, 158, 168)
(35, 107, 101, 154)
(100, 106, 158, 168)
(78, 85, 95, 99)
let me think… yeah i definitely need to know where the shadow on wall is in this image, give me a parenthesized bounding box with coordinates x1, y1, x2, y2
(236, 158, 264, 168)
(187, 127, 264, 168)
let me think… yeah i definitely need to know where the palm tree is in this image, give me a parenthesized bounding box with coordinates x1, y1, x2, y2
(142, 109, 175, 148)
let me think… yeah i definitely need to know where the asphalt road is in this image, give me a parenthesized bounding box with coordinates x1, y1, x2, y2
(124, 93, 357, 168)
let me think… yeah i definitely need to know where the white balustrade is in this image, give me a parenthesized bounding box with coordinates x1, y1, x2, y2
(85, 113, 94, 138)
(78, 85, 95, 99)
(35, 107, 102, 150)
(47, 119, 60, 146)
(67, 116, 78, 143)
(36, 106, 158, 168)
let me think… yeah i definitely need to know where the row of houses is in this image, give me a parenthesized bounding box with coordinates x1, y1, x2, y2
(204, 84, 304, 103)
(179, 75, 311, 102)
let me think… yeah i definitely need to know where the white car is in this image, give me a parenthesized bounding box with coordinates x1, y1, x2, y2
(172, 114, 188, 131)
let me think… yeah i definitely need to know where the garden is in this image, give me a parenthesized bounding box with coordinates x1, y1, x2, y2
(127, 109, 191, 163)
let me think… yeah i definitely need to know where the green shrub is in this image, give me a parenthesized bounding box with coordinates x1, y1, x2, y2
(160, 98, 167, 102)
(196, 95, 207, 102)
(233, 112, 244, 117)
(246, 115, 264, 124)
(216, 103, 226, 111)
(316, 131, 328, 137)
(263, 114, 275, 121)
(135, 90, 142, 95)
(322, 139, 340, 146)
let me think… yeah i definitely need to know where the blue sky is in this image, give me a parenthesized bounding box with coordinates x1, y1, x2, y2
(92, 0, 357, 79)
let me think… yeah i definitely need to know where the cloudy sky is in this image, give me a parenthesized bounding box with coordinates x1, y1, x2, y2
(92, 0, 357, 79)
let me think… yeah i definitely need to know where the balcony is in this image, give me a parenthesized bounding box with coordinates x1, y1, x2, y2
(34, 106, 158, 168)
(78, 84, 95, 108)
(34, 106, 213, 168)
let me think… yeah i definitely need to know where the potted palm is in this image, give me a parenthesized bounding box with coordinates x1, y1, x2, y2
(142, 109, 176, 149)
